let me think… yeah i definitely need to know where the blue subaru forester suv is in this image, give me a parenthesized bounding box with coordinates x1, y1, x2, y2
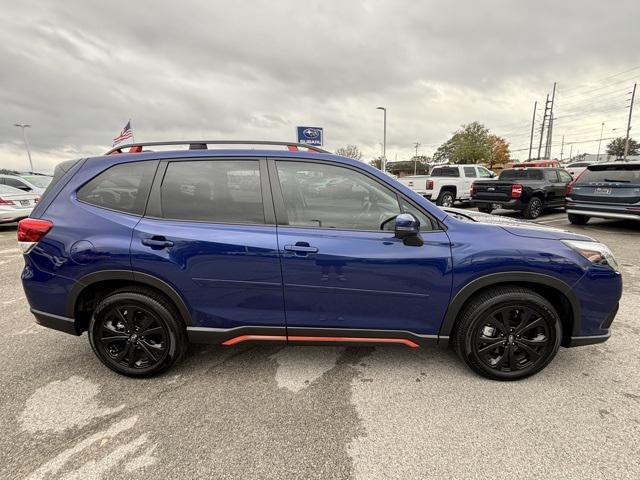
(19, 141, 622, 380)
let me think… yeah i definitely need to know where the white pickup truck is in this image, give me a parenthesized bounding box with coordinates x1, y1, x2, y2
(399, 164, 497, 207)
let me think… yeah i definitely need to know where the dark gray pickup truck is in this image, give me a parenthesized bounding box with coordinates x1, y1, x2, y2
(471, 167, 573, 219)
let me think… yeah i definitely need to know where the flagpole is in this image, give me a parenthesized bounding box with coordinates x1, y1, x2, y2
(130, 119, 134, 144)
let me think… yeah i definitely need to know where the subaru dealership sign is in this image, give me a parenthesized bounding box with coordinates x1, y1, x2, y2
(297, 126, 323, 146)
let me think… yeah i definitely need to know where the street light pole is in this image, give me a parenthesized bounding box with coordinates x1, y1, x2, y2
(596, 122, 605, 162)
(376, 107, 387, 172)
(413, 142, 420, 175)
(13, 123, 34, 172)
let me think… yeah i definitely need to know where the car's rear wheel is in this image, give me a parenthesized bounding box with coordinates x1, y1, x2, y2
(568, 213, 590, 225)
(89, 288, 187, 377)
(453, 286, 562, 380)
(436, 191, 455, 207)
(523, 197, 543, 219)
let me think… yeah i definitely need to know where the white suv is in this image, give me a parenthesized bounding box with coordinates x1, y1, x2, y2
(399, 165, 496, 207)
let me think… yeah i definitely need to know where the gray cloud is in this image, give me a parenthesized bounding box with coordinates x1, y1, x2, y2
(1, 0, 639, 172)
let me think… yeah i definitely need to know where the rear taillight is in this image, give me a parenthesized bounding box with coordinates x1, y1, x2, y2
(17, 218, 53, 253)
(470, 183, 476, 196)
(426, 179, 434, 189)
(566, 170, 585, 196)
(35, 196, 41, 204)
(0, 197, 15, 205)
(511, 184, 523, 198)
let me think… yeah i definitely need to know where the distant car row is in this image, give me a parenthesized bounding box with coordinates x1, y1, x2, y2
(400, 162, 640, 223)
(0, 174, 51, 224)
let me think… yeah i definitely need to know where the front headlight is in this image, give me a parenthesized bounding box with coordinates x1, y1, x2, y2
(562, 240, 619, 271)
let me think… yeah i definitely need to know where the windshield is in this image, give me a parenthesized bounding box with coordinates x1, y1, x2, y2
(499, 169, 543, 180)
(21, 175, 52, 188)
(578, 164, 640, 184)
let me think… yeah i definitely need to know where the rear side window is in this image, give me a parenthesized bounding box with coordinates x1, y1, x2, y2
(544, 170, 559, 182)
(160, 160, 264, 224)
(499, 169, 543, 181)
(77, 161, 156, 215)
(463, 167, 477, 178)
(578, 164, 640, 184)
(430, 166, 460, 177)
(3, 177, 29, 190)
(41, 158, 81, 200)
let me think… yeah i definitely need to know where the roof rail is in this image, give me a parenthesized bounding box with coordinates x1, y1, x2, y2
(105, 140, 330, 155)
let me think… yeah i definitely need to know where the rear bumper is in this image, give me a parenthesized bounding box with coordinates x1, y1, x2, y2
(31, 309, 79, 336)
(0, 207, 32, 223)
(472, 198, 524, 210)
(566, 204, 640, 221)
(567, 332, 610, 347)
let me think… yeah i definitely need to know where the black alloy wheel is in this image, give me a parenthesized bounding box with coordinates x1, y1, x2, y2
(473, 305, 552, 373)
(454, 286, 562, 380)
(89, 288, 186, 377)
(523, 197, 543, 219)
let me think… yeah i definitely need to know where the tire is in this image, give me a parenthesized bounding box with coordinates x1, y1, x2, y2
(568, 213, 590, 225)
(478, 206, 494, 214)
(452, 286, 562, 381)
(523, 196, 543, 219)
(436, 190, 455, 207)
(89, 287, 187, 377)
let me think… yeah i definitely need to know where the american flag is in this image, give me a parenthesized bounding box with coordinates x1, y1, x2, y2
(112, 121, 134, 146)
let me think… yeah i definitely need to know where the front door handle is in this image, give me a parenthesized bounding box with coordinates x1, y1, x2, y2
(284, 242, 319, 254)
(141, 236, 174, 249)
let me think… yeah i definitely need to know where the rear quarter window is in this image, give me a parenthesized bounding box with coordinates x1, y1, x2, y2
(499, 169, 543, 181)
(430, 167, 460, 177)
(76, 161, 157, 215)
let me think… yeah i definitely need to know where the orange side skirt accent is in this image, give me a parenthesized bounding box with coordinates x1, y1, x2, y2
(222, 335, 419, 348)
(222, 335, 286, 346)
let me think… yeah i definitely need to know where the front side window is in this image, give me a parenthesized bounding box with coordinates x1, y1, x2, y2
(558, 171, 573, 183)
(160, 160, 264, 224)
(77, 161, 156, 215)
(463, 167, 477, 178)
(276, 161, 401, 231)
(477, 167, 493, 178)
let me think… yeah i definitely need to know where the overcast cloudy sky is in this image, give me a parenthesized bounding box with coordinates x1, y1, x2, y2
(1, 0, 639, 172)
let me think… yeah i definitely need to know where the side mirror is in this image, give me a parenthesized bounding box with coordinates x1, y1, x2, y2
(394, 213, 420, 237)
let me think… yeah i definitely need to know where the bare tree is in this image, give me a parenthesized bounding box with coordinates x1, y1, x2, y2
(335, 144, 363, 160)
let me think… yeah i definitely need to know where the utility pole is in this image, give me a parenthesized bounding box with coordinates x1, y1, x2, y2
(413, 142, 420, 175)
(560, 135, 565, 162)
(376, 107, 387, 172)
(13, 123, 34, 172)
(568, 144, 573, 162)
(545, 82, 557, 159)
(597, 122, 605, 162)
(624, 83, 637, 161)
(528, 100, 537, 160)
(537, 94, 550, 159)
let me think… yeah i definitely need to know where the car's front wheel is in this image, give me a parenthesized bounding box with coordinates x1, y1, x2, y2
(453, 286, 562, 380)
(89, 288, 187, 377)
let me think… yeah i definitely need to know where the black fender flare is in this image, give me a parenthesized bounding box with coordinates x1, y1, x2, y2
(438, 272, 581, 339)
(66, 269, 193, 325)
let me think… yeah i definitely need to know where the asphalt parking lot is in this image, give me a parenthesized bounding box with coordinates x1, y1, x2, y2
(1, 211, 639, 480)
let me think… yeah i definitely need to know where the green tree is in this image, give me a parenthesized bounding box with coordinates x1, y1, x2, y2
(335, 144, 363, 160)
(606, 137, 639, 158)
(434, 122, 504, 165)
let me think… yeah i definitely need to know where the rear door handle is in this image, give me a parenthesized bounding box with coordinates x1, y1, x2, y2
(284, 242, 319, 254)
(141, 236, 174, 249)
